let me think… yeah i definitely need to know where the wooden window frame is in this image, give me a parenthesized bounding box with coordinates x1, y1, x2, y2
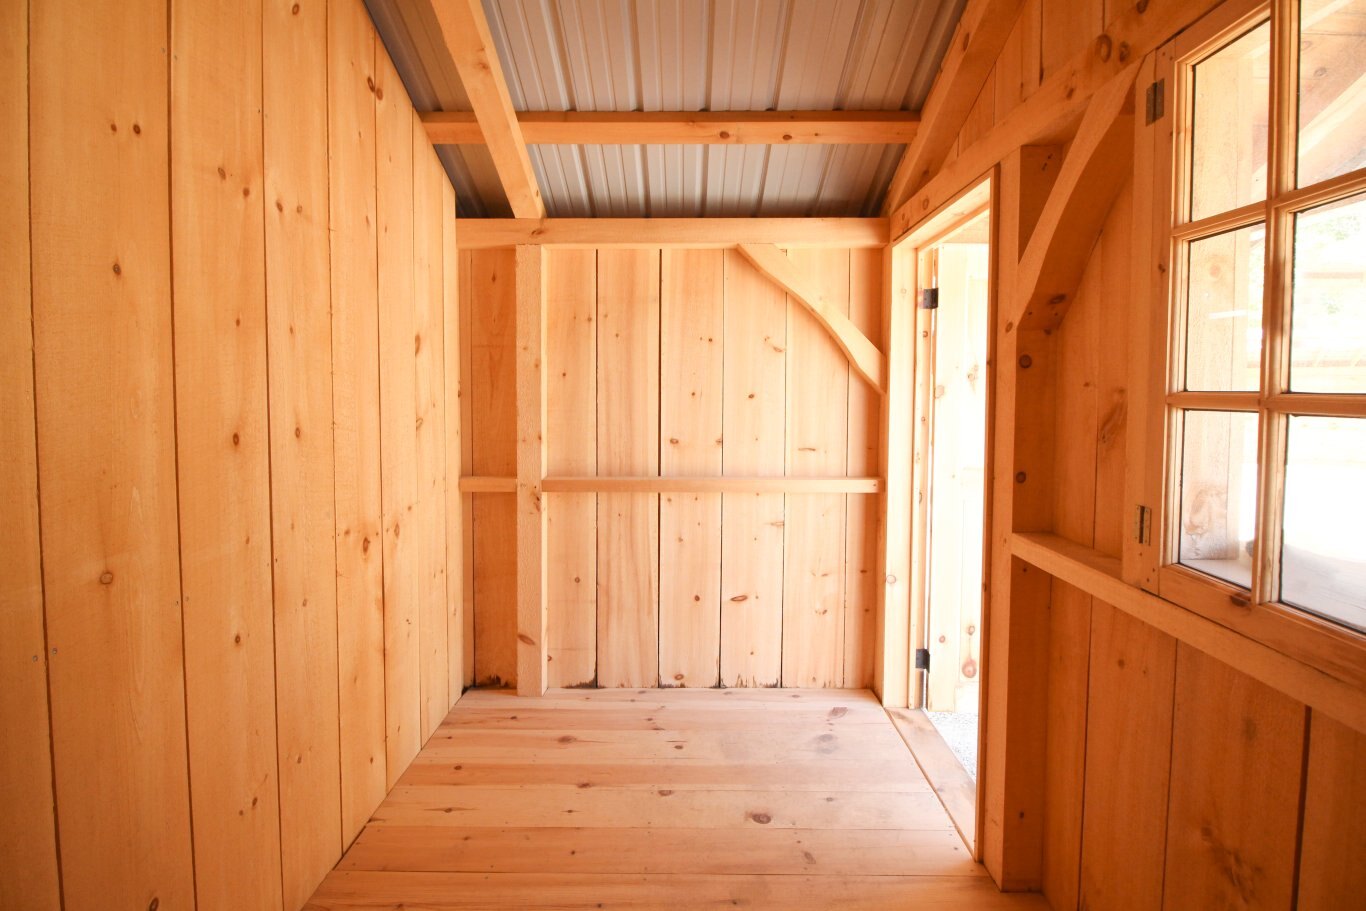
(1146, 0, 1366, 691)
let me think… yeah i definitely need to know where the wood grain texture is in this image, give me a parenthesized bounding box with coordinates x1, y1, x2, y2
(596, 250, 662, 687)
(413, 120, 450, 731)
(327, 0, 386, 845)
(306, 690, 1049, 910)
(1298, 712, 1366, 909)
(469, 248, 518, 686)
(172, 0, 283, 905)
(1163, 646, 1306, 911)
(264, 0, 342, 901)
(659, 250, 724, 687)
(783, 249, 850, 687)
(30, 0, 196, 904)
(376, 46, 422, 777)
(515, 244, 548, 695)
(442, 178, 464, 701)
(458, 218, 888, 250)
(720, 250, 787, 688)
(545, 249, 598, 687)
(0, 0, 60, 904)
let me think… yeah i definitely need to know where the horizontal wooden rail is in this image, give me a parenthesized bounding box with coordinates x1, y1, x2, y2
(457, 218, 889, 250)
(542, 477, 883, 494)
(422, 110, 920, 146)
(1010, 532, 1366, 734)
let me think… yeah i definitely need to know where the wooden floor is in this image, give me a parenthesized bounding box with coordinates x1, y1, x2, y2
(306, 688, 1047, 910)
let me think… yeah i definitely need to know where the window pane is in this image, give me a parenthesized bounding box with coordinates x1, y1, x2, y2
(1298, 0, 1366, 187)
(1290, 192, 1366, 392)
(1281, 416, 1366, 632)
(1191, 23, 1271, 221)
(1185, 224, 1265, 391)
(1178, 410, 1259, 588)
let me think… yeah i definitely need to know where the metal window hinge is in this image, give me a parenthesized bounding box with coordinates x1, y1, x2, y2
(1134, 505, 1153, 544)
(1145, 79, 1166, 125)
(919, 288, 939, 310)
(914, 648, 931, 672)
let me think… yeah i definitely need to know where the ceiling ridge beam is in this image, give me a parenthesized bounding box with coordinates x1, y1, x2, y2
(421, 110, 921, 145)
(429, 0, 544, 218)
(736, 243, 886, 394)
(880, 0, 1025, 216)
(1012, 62, 1140, 332)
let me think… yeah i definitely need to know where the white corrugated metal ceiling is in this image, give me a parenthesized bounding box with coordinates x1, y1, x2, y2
(366, 0, 967, 217)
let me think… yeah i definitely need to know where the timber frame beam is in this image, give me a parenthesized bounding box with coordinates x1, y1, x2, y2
(1012, 63, 1139, 331)
(429, 0, 545, 218)
(422, 110, 921, 146)
(736, 244, 887, 394)
(457, 218, 889, 250)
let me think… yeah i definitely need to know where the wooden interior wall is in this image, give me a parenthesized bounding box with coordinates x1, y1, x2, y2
(1, 1, 464, 909)
(460, 246, 882, 690)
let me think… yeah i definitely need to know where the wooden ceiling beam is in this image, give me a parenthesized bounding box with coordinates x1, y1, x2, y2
(880, 0, 1025, 216)
(422, 110, 921, 146)
(428, 0, 544, 217)
(457, 218, 889, 250)
(1012, 63, 1139, 332)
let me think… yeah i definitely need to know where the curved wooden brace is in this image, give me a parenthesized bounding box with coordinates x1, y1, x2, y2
(736, 243, 887, 394)
(1013, 62, 1141, 332)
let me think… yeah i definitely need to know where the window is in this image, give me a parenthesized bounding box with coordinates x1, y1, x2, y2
(1159, 0, 1366, 644)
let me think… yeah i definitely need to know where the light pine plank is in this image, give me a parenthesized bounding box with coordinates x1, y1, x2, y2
(264, 0, 342, 902)
(1162, 646, 1306, 911)
(1079, 602, 1175, 911)
(442, 178, 464, 700)
(1298, 712, 1366, 909)
(469, 248, 518, 687)
(783, 248, 850, 687)
(327, 0, 386, 845)
(719, 250, 787, 688)
(0, 0, 60, 904)
(171, 0, 284, 906)
(545, 249, 599, 687)
(459, 250, 476, 687)
(597, 250, 662, 687)
(515, 244, 548, 695)
(397, 760, 929, 791)
(30, 0, 196, 904)
(844, 248, 882, 689)
(413, 118, 450, 733)
(1093, 186, 1131, 559)
(376, 47, 421, 780)
(1041, 579, 1091, 911)
(659, 249, 724, 687)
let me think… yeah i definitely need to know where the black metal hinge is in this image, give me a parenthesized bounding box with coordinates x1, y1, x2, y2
(1145, 79, 1166, 125)
(919, 288, 939, 310)
(1134, 505, 1152, 544)
(914, 648, 931, 672)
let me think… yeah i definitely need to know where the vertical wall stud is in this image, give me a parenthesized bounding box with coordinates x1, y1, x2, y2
(516, 244, 549, 695)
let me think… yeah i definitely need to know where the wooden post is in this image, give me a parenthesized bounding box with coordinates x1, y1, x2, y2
(516, 244, 548, 695)
(874, 244, 913, 707)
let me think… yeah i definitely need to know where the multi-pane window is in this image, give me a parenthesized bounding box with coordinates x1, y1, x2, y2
(1164, 0, 1366, 636)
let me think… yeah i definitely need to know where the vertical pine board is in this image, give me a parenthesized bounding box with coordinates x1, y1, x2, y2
(1042, 580, 1092, 911)
(1041, 0, 1102, 81)
(515, 245, 549, 695)
(1079, 602, 1176, 911)
(1163, 646, 1306, 911)
(442, 179, 464, 700)
(720, 249, 786, 688)
(29, 0, 196, 904)
(1298, 712, 1366, 909)
(783, 248, 849, 687)
(1094, 186, 1132, 558)
(659, 249, 724, 687)
(171, 0, 284, 906)
(460, 250, 476, 687)
(844, 248, 882, 689)
(469, 248, 518, 686)
(413, 122, 449, 734)
(263, 0, 342, 902)
(0, 0, 60, 903)
(376, 47, 420, 779)
(328, 0, 386, 844)
(597, 249, 661, 688)
(546, 249, 599, 687)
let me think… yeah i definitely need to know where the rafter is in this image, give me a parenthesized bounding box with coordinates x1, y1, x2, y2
(880, 0, 1025, 216)
(421, 110, 920, 146)
(428, 0, 544, 217)
(736, 243, 886, 394)
(1012, 63, 1139, 331)
(457, 218, 888, 250)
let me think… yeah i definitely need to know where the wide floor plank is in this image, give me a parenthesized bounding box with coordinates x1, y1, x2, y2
(308, 688, 1041, 910)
